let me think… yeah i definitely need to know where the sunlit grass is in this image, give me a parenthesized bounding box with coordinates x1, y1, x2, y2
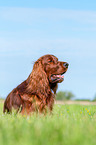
(0, 101, 96, 145)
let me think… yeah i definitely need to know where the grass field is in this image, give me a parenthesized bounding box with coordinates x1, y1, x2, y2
(0, 101, 96, 145)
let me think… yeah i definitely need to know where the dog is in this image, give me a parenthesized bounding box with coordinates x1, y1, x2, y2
(3, 54, 69, 114)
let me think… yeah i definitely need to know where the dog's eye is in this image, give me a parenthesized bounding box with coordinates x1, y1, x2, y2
(48, 60, 53, 63)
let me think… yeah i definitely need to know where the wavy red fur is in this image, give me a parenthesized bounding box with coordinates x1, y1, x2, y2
(3, 54, 69, 114)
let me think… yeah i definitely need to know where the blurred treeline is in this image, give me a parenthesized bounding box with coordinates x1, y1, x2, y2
(56, 91, 96, 101)
(56, 91, 75, 100)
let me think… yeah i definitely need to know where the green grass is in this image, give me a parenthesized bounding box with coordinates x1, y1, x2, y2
(0, 101, 96, 145)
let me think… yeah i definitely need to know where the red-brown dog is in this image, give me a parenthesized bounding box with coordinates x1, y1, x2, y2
(3, 54, 69, 114)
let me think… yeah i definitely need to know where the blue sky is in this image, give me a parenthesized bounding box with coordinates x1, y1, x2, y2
(0, 0, 96, 99)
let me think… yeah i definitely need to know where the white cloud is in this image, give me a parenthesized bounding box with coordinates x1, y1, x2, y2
(0, 7, 96, 24)
(0, 7, 96, 58)
(0, 37, 96, 58)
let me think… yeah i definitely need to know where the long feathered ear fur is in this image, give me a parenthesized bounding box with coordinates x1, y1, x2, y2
(27, 60, 51, 100)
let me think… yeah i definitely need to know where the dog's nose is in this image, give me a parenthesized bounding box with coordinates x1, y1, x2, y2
(63, 62, 69, 68)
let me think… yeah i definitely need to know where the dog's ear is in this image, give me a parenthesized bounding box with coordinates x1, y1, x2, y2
(32, 60, 47, 82)
(27, 60, 50, 100)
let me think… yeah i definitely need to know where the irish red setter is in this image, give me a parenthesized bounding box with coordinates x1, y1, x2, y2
(3, 54, 69, 114)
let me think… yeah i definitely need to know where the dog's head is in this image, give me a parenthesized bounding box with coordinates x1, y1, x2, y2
(37, 54, 69, 84)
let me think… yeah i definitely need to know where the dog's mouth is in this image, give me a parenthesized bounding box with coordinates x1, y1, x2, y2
(51, 72, 66, 83)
